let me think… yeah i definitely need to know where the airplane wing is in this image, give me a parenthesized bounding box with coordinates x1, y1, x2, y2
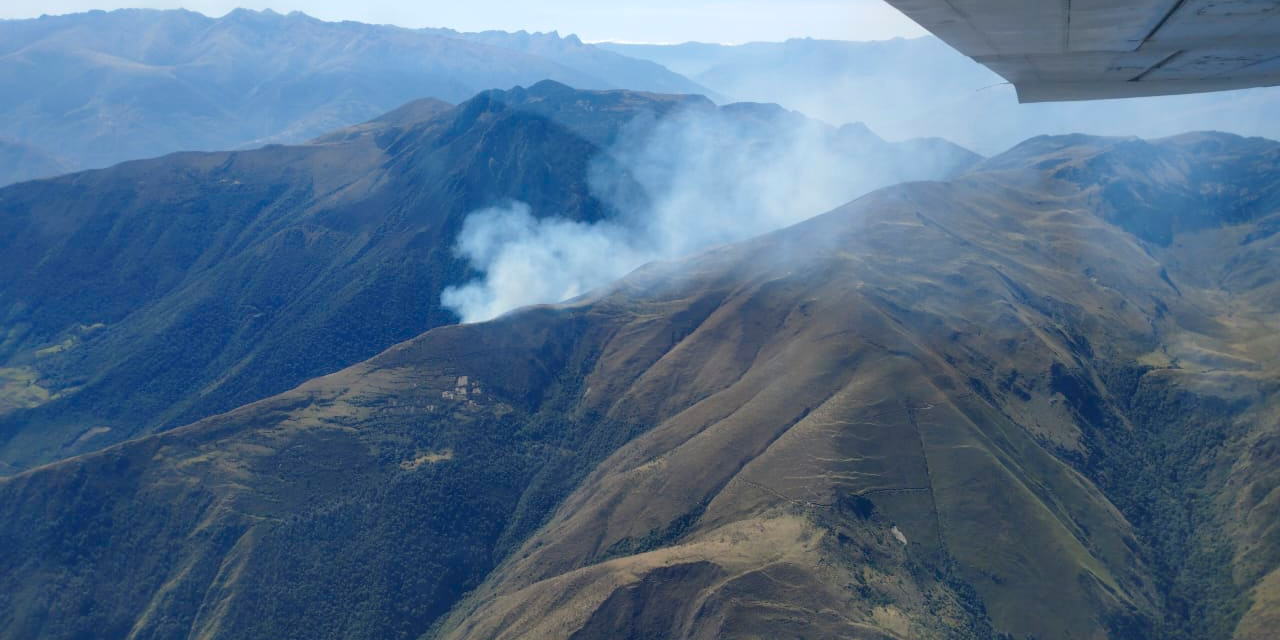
(884, 0, 1280, 102)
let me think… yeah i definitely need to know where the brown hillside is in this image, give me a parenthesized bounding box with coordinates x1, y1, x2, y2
(0, 134, 1276, 640)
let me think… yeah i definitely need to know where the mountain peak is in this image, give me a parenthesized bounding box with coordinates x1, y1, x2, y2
(223, 7, 278, 19)
(836, 121, 880, 142)
(526, 78, 578, 97)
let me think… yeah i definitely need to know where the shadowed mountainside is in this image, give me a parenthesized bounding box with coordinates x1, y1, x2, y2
(0, 81, 979, 474)
(0, 8, 709, 181)
(0, 82, 690, 473)
(0, 132, 1275, 640)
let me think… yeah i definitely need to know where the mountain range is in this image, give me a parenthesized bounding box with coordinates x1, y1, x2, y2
(10, 9, 1277, 189)
(1, 12, 1277, 639)
(0, 126, 1275, 640)
(601, 37, 1280, 155)
(0, 81, 979, 475)
(0, 8, 709, 183)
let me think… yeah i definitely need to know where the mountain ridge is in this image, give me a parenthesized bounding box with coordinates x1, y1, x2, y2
(0, 9, 711, 183)
(0, 129, 1275, 640)
(0, 81, 979, 474)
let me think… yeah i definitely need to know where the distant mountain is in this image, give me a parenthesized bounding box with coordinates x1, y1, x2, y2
(0, 81, 978, 474)
(0, 8, 710, 182)
(423, 28, 717, 99)
(0, 131, 1275, 640)
(0, 137, 69, 185)
(600, 37, 1280, 155)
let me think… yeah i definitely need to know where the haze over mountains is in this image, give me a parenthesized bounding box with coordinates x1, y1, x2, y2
(8, 9, 1275, 188)
(0, 81, 978, 474)
(1, 128, 1275, 640)
(0, 8, 708, 182)
(602, 37, 1280, 155)
(1, 6, 1277, 640)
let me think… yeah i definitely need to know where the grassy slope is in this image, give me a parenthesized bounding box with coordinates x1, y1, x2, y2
(0, 82, 977, 475)
(0, 134, 1275, 639)
(437, 139, 1280, 639)
(0, 84, 694, 472)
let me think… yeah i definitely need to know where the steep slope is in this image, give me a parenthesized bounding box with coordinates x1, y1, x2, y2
(0, 81, 689, 473)
(0, 133, 1275, 640)
(438, 134, 1280, 640)
(0, 8, 704, 176)
(601, 37, 1280, 155)
(0, 82, 978, 474)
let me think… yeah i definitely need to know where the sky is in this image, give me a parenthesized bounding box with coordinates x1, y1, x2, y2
(0, 1, 927, 43)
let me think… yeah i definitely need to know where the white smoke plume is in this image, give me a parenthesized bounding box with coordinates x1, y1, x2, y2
(442, 104, 967, 323)
(440, 204, 646, 323)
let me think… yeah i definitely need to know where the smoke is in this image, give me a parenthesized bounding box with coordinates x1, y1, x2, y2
(645, 37, 1280, 156)
(440, 203, 645, 322)
(442, 103, 966, 323)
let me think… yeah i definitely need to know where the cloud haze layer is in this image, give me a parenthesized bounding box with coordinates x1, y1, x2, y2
(0, 1, 926, 43)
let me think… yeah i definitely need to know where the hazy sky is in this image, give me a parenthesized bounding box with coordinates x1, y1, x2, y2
(0, 1, 927, 43)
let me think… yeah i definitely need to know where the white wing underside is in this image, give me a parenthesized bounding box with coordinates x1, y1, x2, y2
(884, 0, 1280, 102)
